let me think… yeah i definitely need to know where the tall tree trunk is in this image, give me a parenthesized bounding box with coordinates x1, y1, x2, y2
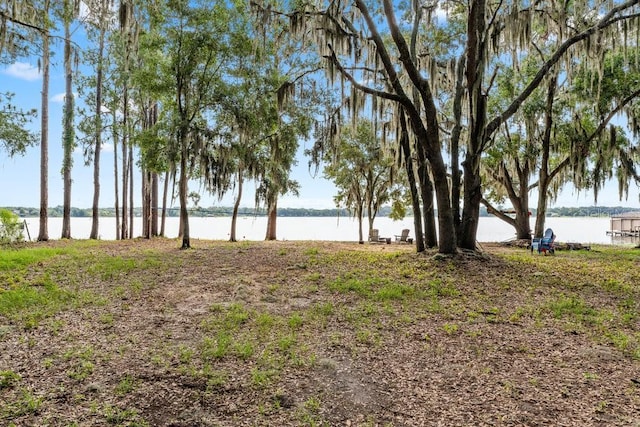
(230, 168, 243, 242)
(61, 11, 74, 239)
(129, 142, 134, 239)
(399, 109, 425, 252)
(160, 171, 169, 237)
(451, 55, 466, 231)
(265, 198, 277, 241)
(142, 169, 150, 238)
(419, 165, 437, 248)
(38, 15, 50, 242)
(428, 146, 457, 253)
(151, 172, 158, 236)
(121, 132, 129, 239)
(90, 16, 106, 240)
(113, 109, 120, 240)
(179, 141, 190, 249)
(459, 0, 487, 250)
(534, 75, 558, 238)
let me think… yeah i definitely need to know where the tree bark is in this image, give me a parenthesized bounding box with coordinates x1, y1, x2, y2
(265, 198, 277, 241)
(399, 109, 425, 252)
(38, 16, 50, 242)
(160, 171, 169, 237)
(459, 0, 487, 250)
(230, 168, 243, 242)
(129, 142, 134, 239)
(179, 130, 190, 249)
(90, 14, 106, 240)
(151, 172, 159, 237)
(113, 109, 120, 240)
(61, 11, 73, 239)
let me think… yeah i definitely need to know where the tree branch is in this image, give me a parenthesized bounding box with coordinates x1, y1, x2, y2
(486, 0, 640, 139)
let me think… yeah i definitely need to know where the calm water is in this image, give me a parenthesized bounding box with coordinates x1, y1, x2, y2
(20, 216, 634, 245)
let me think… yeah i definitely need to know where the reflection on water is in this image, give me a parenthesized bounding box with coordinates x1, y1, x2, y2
(21, 216, 628, 245)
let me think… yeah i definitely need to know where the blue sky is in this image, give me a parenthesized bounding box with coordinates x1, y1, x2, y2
(1, 59, 640, 211)
(0, 58, 339, 210)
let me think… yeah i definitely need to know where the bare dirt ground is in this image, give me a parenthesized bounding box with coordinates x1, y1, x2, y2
(1, 239, 639, 426)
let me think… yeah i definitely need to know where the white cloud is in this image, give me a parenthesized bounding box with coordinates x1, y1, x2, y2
(52, 92, 81, 103)
(52, 93, 66, 103)
(3, 62, 40, 81)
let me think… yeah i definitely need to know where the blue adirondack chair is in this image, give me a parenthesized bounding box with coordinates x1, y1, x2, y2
(531, 228, 556, 254)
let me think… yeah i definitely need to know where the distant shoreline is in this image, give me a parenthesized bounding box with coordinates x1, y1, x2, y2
(4, 205, 639, 218)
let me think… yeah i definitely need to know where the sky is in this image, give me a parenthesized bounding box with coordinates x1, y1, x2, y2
(2, 58, 640, 211)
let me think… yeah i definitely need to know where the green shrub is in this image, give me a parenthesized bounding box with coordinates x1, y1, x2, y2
(0, 209, 24, 243)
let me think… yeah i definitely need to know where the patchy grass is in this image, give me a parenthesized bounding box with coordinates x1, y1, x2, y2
(0, 239, 639, 426)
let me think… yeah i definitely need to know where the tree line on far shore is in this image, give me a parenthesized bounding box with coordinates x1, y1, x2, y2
(4, 206, 639, 219)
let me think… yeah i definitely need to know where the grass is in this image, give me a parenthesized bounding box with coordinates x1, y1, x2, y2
(0, 240, 639, 425)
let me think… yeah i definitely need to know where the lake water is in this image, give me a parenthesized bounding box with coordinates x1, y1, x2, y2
(19, 216, 636, 245)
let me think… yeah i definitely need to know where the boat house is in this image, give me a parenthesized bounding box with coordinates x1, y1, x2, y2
(608, 211, 640, 236)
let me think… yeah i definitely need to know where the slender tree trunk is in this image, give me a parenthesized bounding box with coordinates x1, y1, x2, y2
(61, 12, 74, 239)
(230, 168, 243, 242)
(113, 110, 120, 240)
(160, 171, 169, 237)
(419, 165, 437, 248)
(121, 133, 129, 239)
(90, 19, 106, 240)
(151, 172, 158, 236)
(142, 169, 150, 238)
(38, 18, 50, 242)
(129, 142, 134, 239)
(534, 75, 558, 238)
(399, 109, 425, 252)
(451, 56, 465, 231)
(179, 141, 190, 249)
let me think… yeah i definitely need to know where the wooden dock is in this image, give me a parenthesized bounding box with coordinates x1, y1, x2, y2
(606, 228, 640, 237)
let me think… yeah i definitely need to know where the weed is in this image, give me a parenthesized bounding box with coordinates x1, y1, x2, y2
(288, 312, 304, 329)
(115, 375, 136, 395)
(595, 400, 609, 413)
(427, 278, 460, 298)
(104, 404, 148, 426)
(0, 370, 21, 388)
(202, 367, 228, 389)
(277, 333, 297, 353)
(100, 313, 115, 327)
(67, 360, 95, 381)
(356, 328, 381, 346)
(375, 283, 415, 301)
(233, 340, 255, 359)
(178, 345, 194, 364)
(443, 322, 459, 335)
(201, 333, 232, 360)
(547, 295, 597, 321)
(297, 396, 323, 425)
(306, 272, 322, 282)
(87, 257, 138, 281)
(0, 274, 76, 328)
(304, 247, 319, 256)
(583, 372, 599, 381)
(251, 367, 278, 387)
(256, 311, 276, 332)
(313, 302, 334, 317)
(1, 388, 43, 418)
